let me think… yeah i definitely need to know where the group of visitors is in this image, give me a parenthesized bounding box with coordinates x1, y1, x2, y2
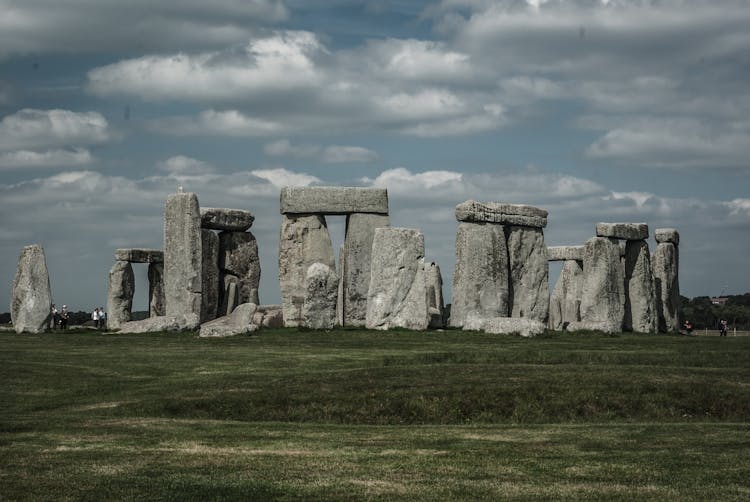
(49, 304, 69, 330)
(92, 307, 107, 329)
(682, 318, 732, 336)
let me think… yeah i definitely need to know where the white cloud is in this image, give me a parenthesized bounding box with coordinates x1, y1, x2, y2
(0, 109, 110, 151)
(264, 139, 378, 164)
(157, 155, 216, 176)
(250, 167, 320, 188)
(150, 110, 284, 137)
(0, 148, 92, 169)
(725, 199, 750, 217)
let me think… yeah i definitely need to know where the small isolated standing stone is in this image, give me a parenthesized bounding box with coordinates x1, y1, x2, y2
(507, 226, 549, 322)
(219, 273, 239, 316)
(450, 222, 509, 327)
(201, 229, 220, 322)
(199, 303, 259, 338)
(653, 230, 680, 332)
(624, 240, 657, 333)
(579, 237, 625, 333)
(302, 263, 339, 329)
(366, 228, 429, 330)
(10, 244, 52, 334)
(164, 191, 202, 321)
(425, 262, 445, 328)
(548, 259, 583, 331)
(107, 260, 134, 330)
(148, 262, 165, 317)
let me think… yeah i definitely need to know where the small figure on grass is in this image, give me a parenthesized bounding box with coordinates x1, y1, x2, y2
(60, 305, 69, 330)
(683, 319, 694, 336)
(719, 319, 728, 337)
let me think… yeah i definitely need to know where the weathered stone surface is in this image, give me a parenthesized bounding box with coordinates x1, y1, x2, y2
(565, 320, 623, 334)
(252, 305, 284, 328)
(450, 222, 509, 327)
(117, 314, 199, 333)
(302, 263, 339, 329)
(200, 207, 254, 231)
(10, 244, 52, 334)
(115, 248, 163, 263)
(280, 186, 389, 215)
(425, 262, 445, 328)
(107, 260, 134, 330)
(219, 231, 261, 305)
(279, 214, 336, 327)
(579, 237, 625, 332)
(164, 191, 202, 320)
(337, 245, 344, 327)
(653, 241, 680, 332)
(548, 260, 583, 331)
(655, 228, 680, 245)
(199, 303, 259, 338)
(219, 273, 239, 316)
(624, 240, 657, 333)
(464, 313, 545, 337)
(366, 228, 429, 330)
(547, 246, 584, 262)
(201, 230, 220, 322)
(596, 223, 649, 241)
(507, 226, 549, 322)
(147, 262, 165, 317)
(455, 200, 547, 228)
(342, 213, 390, 326)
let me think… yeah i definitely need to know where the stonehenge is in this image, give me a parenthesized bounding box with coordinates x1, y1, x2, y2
(653, 228, 680, 332)
(10, 244, 52, 334)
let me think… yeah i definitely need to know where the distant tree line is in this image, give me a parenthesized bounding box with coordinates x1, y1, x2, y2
(681, 294, 750, 331)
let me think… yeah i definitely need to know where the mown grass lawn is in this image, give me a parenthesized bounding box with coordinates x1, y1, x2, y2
(1, 328, 749, 500)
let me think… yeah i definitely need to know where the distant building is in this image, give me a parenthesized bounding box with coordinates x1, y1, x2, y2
(710, 297, 729, 306)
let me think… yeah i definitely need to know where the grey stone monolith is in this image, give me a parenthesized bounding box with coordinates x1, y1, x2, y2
(219, 273, 239, 316)
(366, 228, 429, 330)
(450, 222, 509, 327)
(507, 226, 549, 322)
(219, 231, 260, 306)
(425, 262, 445, 328)
(201, 229, 220, 322)
(624, 240, 657, 333)
(200, 208, 254, 231)
(653, 232, 680, 332)
(107, 260, 134, 330)
(10, 244, 52, 334)
(279, 214, 336, 327)
(280, 186, 389, 214)
(337, 244, 344, 327)
(655, 228, 679, 244)
(199, 303, 259, 338)
(302, 263, 339, 329)
(164, 191, 202, 326)
(148, 262, 165, 317)
(342, 213, 390, 326)
(578, 236, 625, 333)
(549, 259, 583, 331)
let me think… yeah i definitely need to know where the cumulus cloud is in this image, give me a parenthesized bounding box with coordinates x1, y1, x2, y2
(0, 148, 93, 170)
(150, 110, 284, 137)
(250, 167, 320, 188)
(0, 109, 110, 151)
(157, 155, 216, 176)
(264, 139, 378, 164)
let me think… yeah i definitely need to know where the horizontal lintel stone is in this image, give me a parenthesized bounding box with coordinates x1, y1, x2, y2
(201, 208, 254, 231)
(280, 186, 389, 215)
(595, 222, 649, 240)
(655, 228, 680, 244)
(115, 248, 164, 263)
(455, 200, 547, 228)
(547, 245, 584, 262)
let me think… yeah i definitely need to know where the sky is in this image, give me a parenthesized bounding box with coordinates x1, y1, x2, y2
(1, 0, 749, 313)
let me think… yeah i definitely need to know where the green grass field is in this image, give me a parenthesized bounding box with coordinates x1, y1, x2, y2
(2, 328, 749, 500)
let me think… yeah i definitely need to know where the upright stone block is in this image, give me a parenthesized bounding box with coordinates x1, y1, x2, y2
(302, 263, 339, 330)
(219, 231, 260, 305)
(164, 192, 202, 325)
(549, 260, 583, 331)
(279, 214, 336, 327)
(450, 222, 509, 327)
(148, 262, 165, 317)
(201, 229, 220, 322)
(425, 262, 445, 328)
(280, 186, 388, 214)
(507, 226, 549, 322)
(653, 232, 680, 332)
(107, 260, 134, 330)
(624, 240, 657, 333)
(10, 244, 52, 334)
(578, 237, 625, 333)
(366, 228, 429, 330)
(219, 273, 239, 316)
(342, 213, 390, 326)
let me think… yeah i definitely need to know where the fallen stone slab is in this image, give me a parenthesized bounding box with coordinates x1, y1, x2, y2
(655, 228, 680, 245)
(116, 314, 199, 334)
(10, 244, 52, 334)
(252, 305, 284, 328)
(547, 246, 584, 262)
(507, 226, 549, 322)
(463, 314, 546, 337)
(303, 263, 339, 329)
(455, 200, 547, 228)
(200, 207, 254, 231)
(280, 186, 389, 215)
(107, 260, 134, 330)
(164, 191, 202, 320)
(199, 303, 259, 338)
(115, 248, 163, 263)
(565, 320, 623, 334)
(596, 223, 649, 241)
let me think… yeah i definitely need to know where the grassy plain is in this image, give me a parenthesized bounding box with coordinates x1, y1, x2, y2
(1, 328, 749, 500)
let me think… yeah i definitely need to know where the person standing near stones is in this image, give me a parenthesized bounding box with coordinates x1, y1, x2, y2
(50, 304, 58, 330)
(683, 319, 693, 336)
(60, 305, 69, 330)
(719, 319, 728, 337)
(99, 307, 106, 330)
(92, 307, 100, 329)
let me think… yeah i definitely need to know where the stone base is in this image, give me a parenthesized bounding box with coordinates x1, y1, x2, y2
(463, 314, 545, 337)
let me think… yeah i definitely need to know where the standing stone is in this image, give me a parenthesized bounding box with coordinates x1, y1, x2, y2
(576, 237, 625, 333)
(302, 263, 339, 329)
(147, 262, 165, 317)
(107, 260, 135, 330)
(624, 240, 657, 333)
(450, 222, 509, 327)
(366, 228, 430, 330)
(342, 213, 390, 326)
(507, 226, 549, 322)
(548, 260, 583, 331)
(279, 214, 336, 327)
(164, 191, 202, 327)
(219, 273, 239, 316)
(653, 232, 680, 332)
(337, 244, 344, 327)
(201, 229, 220, 322)
(219, 231, 261, 305)
(425, 262, 445, 328)
(10, 244, 52, 334)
